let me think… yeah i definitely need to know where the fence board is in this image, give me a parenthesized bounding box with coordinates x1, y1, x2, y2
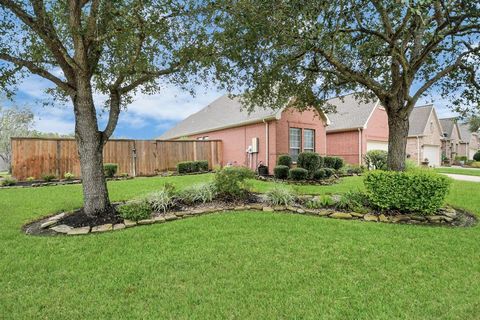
(11, 138, 223, 180)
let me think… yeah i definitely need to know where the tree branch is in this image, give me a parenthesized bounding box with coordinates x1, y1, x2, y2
(118, 65, 181, 94)
(101, 90, 121, 142)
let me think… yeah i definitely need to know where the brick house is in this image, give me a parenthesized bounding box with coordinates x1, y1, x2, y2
(159, 95, 330, 172)
(325, 93, 389, 164)
(458, 123, 480, 160)
(406, 105, 443, 166)
(439, 117, 462, 162)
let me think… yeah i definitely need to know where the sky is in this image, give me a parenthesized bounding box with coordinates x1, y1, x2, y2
(3, 74, 459, 139)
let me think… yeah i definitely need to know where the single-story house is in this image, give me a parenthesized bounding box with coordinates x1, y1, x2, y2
(159, 94, 330, 173)
(458, 123, 480, 160)
(439, 117, 462, 162)
(325, 93, 389, 164)
(406, 105, 443, 167)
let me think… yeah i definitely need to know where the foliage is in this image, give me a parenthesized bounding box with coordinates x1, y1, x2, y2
(41, 174, 56, 182)
(273, 165, 289, 180)
(0, 177, 16, 186)
(455, 155, 468, 162)
(64, 172, 75, 181)
(335, 191, 369, 213)
(26, 176, 35, 182)
(214, 167, 255, 199)
(467, 116, 480, 132)
(324, 168, 335, 178)
(277, 154, 293, 167)
(265, 185, 297, 206)
(474, 151, 480, 162)
(103, 163, 118, 178)
(313, 169, 326, 180)
(177, 160, 209, 174)
(364, 170, 451, 215)
(288, 168, 308, 181)
(364, 150, 388, 170)
(179, 183, 217, 204)
(345, 165, 364, 175)
(192, 160, 209, 172)
(297, 152, 322, 178)
(405, 159, 418, 171)
(305, 195, 335, 209)
(470, 161, 480, 168)
(323, 157, 344, 170)
(144, 185, 176, 213)
(117, 200, 151, 221)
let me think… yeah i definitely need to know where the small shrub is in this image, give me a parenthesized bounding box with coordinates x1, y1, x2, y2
(323, 156, 343, 170)
(474, 151, 480, 161)
(364, 150, 388, 170)
(324, 168, 335, 178)
(333, 157, 344, 170)
(119, 172, 129, 178)
(26, 176, 35, 182)
(346, 164, 364, 175)
(64, 172, 75, 180)
(288, 167, 308, 181)
(277, 154, 293, 167)
(144, 187, 176, 213)
(42, 174, 56, 182)
(364, 170, 451, 215)
(336, 191, 369, 213)
(313, 168, 326, 180)
(192, 160, 209, 172)
(297, 152, 322, 178)
(214, 166, 255, 199)
(305, 195, 334, 209)
(470, 161, 480, 168)
(266, 185, 297, 206)
(1, 177, 17, 186)
(117, 200, 151, 221)
(405, 159, 418, 171)
(274, 165, 289, 179)
(455, 155, 467, 162)
(103, 163, 118, 178)
(179, 183, 217, 204)
(176, 161, 192, 174)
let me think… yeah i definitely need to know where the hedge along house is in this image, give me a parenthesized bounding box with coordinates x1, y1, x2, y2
(159, 95, 330, 173)
(439, 117, 462, 163)
(458, 123, 480, 160)
(325, 93, 389, 165)
(406, 105, 443, 167)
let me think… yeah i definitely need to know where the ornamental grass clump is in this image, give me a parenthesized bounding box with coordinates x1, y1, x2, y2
(179, 182, 217, 204)
(266, 185, 297, 206)
(144, 187, 176, 213)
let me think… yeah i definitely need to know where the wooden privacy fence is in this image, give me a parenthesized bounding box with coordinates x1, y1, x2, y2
(11, 138, 223, 180)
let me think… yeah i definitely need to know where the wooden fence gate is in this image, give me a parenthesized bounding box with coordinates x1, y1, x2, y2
(11, 138, 222, 180)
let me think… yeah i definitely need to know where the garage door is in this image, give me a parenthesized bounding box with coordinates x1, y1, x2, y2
(423, 146, 440, 167)
(367, 140, 388, 152)
(469, 148, 477, 160)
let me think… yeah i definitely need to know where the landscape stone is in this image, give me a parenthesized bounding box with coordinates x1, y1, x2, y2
(40, 220, 57, 229)
(363, 214, 378, 222)
(411, 215, 426, 221)
(263, 206, 274, 212)
(113, 223, 126, 230)
(48, 212, 65, 221)
(350, 212, 364, 218)
(234, 206, 246, 211)
(330, 212, 352, 219)
(273, 206, 286, 211)
(286, 206, 297, 212)
(91, 224, 113, 233)
(51, 224, 72, 233)
(174, 211, 186, 217)
(164, 214, 178, 221)
(296, 209, 305, 214)
(153, 216, 166, 223)
(304, 209, 317, 215)
(426, 215, 444, 222)
(391, 215, 411, 223)
(317, 210, 331, 216)
(67, 226, 90, 235)
(378, 214, 388, 222)
(123, 220, 137, 228)
(138, 219, 155, 225)
(249, 204, 264, 210)
(443, 209, 457, 218)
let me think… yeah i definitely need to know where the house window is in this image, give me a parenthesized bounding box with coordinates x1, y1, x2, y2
(289, 128, 301, 161)
(303, 129, 315, 152)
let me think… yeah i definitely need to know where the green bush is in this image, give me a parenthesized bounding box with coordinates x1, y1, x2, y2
(277, 154, 293, 167)
(336, 191, 369, 213)
(42, 174, 56, 182)
(143, 186, 176, 213)
(176, 161, 193, 174)
(345, 164, 364, 175)
(313, 168, 326, 180)
(266, 185, 297, 206)
(470, 161, 480, 168)
(305, 195, 334, 209)
(177, 160, 209, 174)
(363, 170, 451, 215)
(1, 177, 17, 186)
(323, 156, 343, 170)
(474, 151, 480, 161)
(288, 168, 308, 181)
(64, 172, 75, 180)
(274, 165, 289, 179)
(103, 163, 118, 178)
(405, 159, 418, 171)
(179, 182, 217, 204)
(297, 152, 322, 178)
(192, 160, 209, 172)
(333, 157, 344, 170)
(214, 166, 255, 199)
(455, 155, 467, 162)
(117, 200, 152, 221)
(364, 150, 388, 170)
(324, 168, 335, 178)
(26, 177, 35, 182)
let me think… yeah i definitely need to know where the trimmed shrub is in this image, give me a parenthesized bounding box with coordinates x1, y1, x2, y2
(0, 177, 17, 186)
(345, 164, 364, 175)
(103, 163, 118, 178)
(323, 156, 343, 169)
(179, 182, 217, 204)
(144, 187, 176, 213)
(42, 174, 56, 182)
(177, 160, 209, 173)
(333, 157, 344, 170)
(297, 152, 322, 178)
(274, 165, 289, 179)
(266, 186, 297, 206)
(455, 155, 467, 162)
(177, 161, 193, 174)
(470, 161, 480, 168)
(214, 166, 255, 199)
(117, 200, 151, 221)
(192, 160, 209, 172)
(277, 154, 293, 167)
(364, 170, 451, 215)
(324, 168, 335, 178)
(64, 172, 75, 180)
(313, 168, 326, 180)
(288, 167, 308, 181)
(474, 151, 480, 161)
(364, 150, 388, 170)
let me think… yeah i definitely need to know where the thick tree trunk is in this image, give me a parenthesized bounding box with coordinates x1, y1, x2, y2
(73, 80, 111, 216)
(386, 106, 410, 171)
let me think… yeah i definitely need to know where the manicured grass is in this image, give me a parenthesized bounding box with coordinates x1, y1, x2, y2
(434, 167, 480, 177)
(1, 174, 479, 319)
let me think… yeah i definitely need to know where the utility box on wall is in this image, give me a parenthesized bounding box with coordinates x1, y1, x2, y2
(251, 137, 259, 153)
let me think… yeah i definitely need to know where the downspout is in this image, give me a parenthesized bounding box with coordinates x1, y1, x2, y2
(417, 136, 420, 165)
(358, 128, 362, 165)
(263, 119, 269, 169)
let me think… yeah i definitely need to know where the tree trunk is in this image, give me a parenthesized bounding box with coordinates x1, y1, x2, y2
(386, 106, 410, 171)
(73, 80, 111, 216)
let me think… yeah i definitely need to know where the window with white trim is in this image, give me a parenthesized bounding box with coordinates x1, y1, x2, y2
(289, 128, 301, 161)
(303, 129, 315, 152)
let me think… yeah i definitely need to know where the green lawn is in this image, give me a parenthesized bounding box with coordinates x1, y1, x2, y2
(1, 174, 479, 319)
(434, 167, 480, 177)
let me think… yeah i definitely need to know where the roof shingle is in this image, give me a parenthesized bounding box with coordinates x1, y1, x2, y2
(408, 105, 434, 136)
(325, 94, 378, 132)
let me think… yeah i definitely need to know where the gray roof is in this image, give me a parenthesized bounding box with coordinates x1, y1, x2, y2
(325, 93, 378, 132)
(439, 118, 456, 138)
(458, 123, 472, 142)
(408, 105, 434, 136)
(159, 95, 282, 139)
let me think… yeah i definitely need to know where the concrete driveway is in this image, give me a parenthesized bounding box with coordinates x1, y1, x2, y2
(442, 173, 480, 183)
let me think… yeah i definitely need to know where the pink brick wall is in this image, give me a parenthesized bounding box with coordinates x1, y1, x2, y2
(326, 130, 361, 164)
(363, 106, 389, 154)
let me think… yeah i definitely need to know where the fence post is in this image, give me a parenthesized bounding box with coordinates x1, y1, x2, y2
(56, 140, 61, 178)
(132, 140, 137, 177)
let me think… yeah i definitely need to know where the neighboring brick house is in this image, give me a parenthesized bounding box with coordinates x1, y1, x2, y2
(325, 93, 389, 164)
(439, 117, 462, 162)
(458, 123, 480, 160)
(406, 105, 443, 166)
(159, 95, 330, 173)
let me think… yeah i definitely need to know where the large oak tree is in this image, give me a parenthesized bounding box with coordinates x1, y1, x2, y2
(214, 0, 480, 170)
(0, 0, 217, 215)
